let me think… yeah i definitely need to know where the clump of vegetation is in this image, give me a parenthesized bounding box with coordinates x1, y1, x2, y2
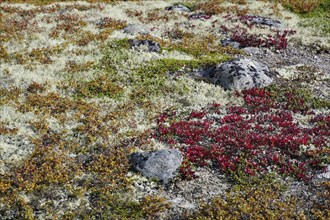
(0, 45, 9, 61)
(0, 87, 21, 105)
(136, 33, 242, 57)
(18, 92, 77, 117)
(221, 15, 296, 50)
(14, 144, 78, 192)
(298, 0, 330, 36)
(26, 82, 47, 94)
(0, 122, 18, 135)
(192, 175, 303, 219)
(71, 75, 124, 99)
(138, 8, 179, 23)
(65, 60, 95, 73)
(95, 17, 127, 30)
(278, 0, 321, 13)
(266, 84, 330, 111)
(154, 87, 329, 181)
(195, 0, 226, 15)
(70, 193, 170, 219)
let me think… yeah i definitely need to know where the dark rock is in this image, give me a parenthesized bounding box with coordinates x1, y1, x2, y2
(166, 4, 191, 12)
(189, 13, 211, 21)
(221, 38, 242, 49)
(130, 149, 183, 183)
(242, 15, 282, 28)
(123, 24, 150, 35)
(129, 39, 161, 53)
(201, 58, 272, 90)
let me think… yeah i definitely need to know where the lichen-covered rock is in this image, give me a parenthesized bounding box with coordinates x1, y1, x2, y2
(166, 4, 191, 12)
(201, 58, 273, 90)
(123, 24, 150, 35)
(130, 149, 183, 182)
(129, 39, 161, 53)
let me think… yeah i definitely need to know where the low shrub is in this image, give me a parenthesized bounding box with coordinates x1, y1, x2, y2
(154, 87, 329, 181)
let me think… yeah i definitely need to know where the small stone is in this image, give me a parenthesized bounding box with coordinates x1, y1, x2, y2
(130, 149, 183, 183)
(129, 39, 161, 53)
(166, 4, 191, 12)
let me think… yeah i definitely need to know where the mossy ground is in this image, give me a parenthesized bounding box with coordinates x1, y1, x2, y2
(0, 0, 329, 219)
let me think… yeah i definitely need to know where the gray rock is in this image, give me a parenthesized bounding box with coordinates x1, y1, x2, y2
(243, 15, 282, 28)
(166, 4, 191, 12)
(316, 165, 330, 179)
(221, 38, 242, 49)
(130, 149, 183, 182)
(123, 24, 150, 35)
(129, 39, 161, 53)
(201, 58, 273, 90)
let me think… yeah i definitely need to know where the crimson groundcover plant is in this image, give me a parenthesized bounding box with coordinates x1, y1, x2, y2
(220, 14, 296, 50)
(153, 88, 329, 181)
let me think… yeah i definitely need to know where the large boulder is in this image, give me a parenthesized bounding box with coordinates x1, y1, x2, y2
(201, 58, 273, 90)
(130, 149, 183, 183)
(129, 39, 161, 53)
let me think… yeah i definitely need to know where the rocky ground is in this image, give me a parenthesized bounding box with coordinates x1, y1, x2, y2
(0, 0, 329, 219)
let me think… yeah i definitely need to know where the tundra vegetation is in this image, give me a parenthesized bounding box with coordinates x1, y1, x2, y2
(0, 0, 329, 219)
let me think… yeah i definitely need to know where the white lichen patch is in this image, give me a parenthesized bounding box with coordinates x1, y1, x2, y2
(0, 137, 34, 174)
(174, 76, 244, 110)
(275, 64, 303, 80)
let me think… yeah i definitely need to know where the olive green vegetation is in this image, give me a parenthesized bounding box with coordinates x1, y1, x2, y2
(0, 85, 170, 219)
(266, 83, 330, 111)
(97, 38, 231, 101)
(298, 0, 330, 35)
(70, 75, 125, 99)
(192, 176, 301, 219)
(188, 173, 330, 219)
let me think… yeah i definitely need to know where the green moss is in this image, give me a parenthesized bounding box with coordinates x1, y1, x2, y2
(129, 55, 230, 101)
